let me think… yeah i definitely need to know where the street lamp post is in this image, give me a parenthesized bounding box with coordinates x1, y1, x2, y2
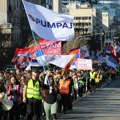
(73, 32, 104, 52)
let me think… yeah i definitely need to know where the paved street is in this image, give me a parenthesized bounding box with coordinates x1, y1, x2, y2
(58, 76, 120, 120)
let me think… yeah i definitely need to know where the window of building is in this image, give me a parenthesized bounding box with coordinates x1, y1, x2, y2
(76, 17, 79, 20)
(84, 23, 88, 26)
(82, 17, 88, 20)
(73, 23, 75, 26)
(78, 22, 82, 26)
(89, 17, 91, 19)
(76, 23, 79, 26)
(8, 0, 12, 11)
(82, 23, 84, 26)
(88, 22, 91, 25)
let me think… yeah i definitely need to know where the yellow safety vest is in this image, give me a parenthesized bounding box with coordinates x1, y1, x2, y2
(90, 72, 96, 80)
(100, 74, 102, 81)
(27, 79, 41, 100)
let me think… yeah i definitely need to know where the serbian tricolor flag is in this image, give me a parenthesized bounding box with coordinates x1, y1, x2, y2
(106, 55, 119, 68)
(13, 44, 44, 67)
(29, 44, 44, 59)
(105, 45, 114, 54)
(15, 44, 43, 59)
(61, 54, 76, 75)
(108, 52, 119, 63)
(15, 48, 30, 56)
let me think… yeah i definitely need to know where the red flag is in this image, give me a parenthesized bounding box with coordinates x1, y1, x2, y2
(105, 45, 114, 54)
(15, 48, 30, 55)
(108, 52, 119, 63)
(61, 54, 76, 75)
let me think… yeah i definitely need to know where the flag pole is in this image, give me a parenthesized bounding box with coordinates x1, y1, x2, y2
(32, 31, 46, 73)
(22, 0, 46, 72)
(32, 31, 50, 71)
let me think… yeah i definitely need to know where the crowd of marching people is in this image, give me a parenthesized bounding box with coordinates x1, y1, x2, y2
(0, 63, 120, 120)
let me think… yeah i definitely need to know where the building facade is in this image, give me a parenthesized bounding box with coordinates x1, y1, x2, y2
(115, 7, 120, 25)
(53, 0, 62, 13)
(98, 0, 120, 4)
(62, 0, 86, 5)
(0, 0, 45, 48)
(96, 7, 109, 31)
(67, 2, 96, 36)
(0, 0, 21, 48)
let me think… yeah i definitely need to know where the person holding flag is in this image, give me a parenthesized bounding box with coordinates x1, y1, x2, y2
(43, 74, 59, 120)
(23, 67, 42, 120)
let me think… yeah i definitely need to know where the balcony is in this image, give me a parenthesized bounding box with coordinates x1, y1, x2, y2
(1, 23, 13, 29)
(0, 23, 12, 34)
